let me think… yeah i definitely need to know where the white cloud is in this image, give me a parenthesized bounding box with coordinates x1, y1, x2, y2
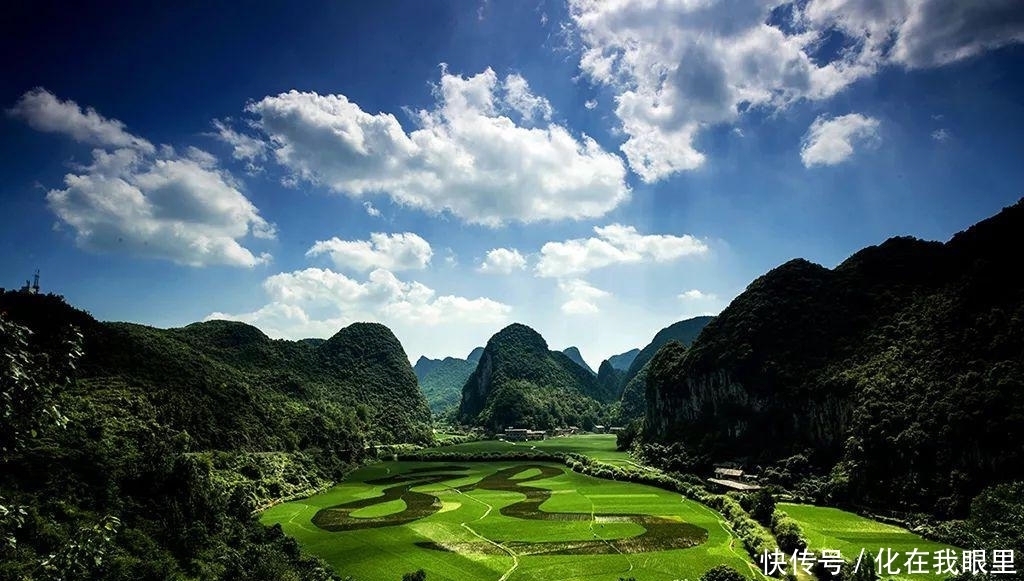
(44, 147, 275, 267)
(584, 99, 598, 110)
(478, 247, 528, 274)
(208, 267, 513, 357)
(559, 278, 610, 315)
(679, 289, 717, 301)
(306, 232, 432, 272)
(808, 0, 1024, 69)
(800, 113, 880, 167)
(9, 88, 155, 153)
(502, 74, 553, 122)
(568, 0, 1024, 181)
(213, 119, 268, 162)
(243, 67, 629, 226)
(536, 224, 709, 278)
(12, 89, 274, 268)
(363, 201, 382, 217)
(931, 128, 951, 142)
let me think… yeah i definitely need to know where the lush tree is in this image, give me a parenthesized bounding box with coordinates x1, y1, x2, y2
(750, 489, 777, 526)
(0, 313, 79, 453)
(701, 564, 747, 581)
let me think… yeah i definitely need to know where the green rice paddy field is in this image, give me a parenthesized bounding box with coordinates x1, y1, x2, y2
(261, 459, 753, 581)
(778, 503, 956, 581)
(261, 437, 958, 581)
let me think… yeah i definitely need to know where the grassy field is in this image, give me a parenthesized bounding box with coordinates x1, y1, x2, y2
(262, 460, 757, 581)
(420, 434, 639, 468)
(779, 503, 958, 581)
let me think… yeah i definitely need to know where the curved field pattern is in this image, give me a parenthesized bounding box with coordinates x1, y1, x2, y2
(260, 437, 755, 581)
(312, 464, 707, 555)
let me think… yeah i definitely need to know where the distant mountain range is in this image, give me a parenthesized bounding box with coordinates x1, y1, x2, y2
(413, 348, 484, 414)
(606, 348, 640, 371)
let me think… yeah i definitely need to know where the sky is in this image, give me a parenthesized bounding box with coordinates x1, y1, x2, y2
(2, 0, 1024, 368)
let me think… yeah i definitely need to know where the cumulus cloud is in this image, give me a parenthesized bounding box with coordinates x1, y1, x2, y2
(478, 247, 528, 274)
(502, 74, 553, 122)
(212, 119, 268, 162)
(679, 289, 717, 301)
(11, 89, 275, 267)
(44, 147, 275, 267)
(9, 88, 155, 153)
(808, 0, 1024, 69)
(243, 67, 629, 226)
(306, 232, 432, 272)
(559, 278, 610, 315)
(207, 267, 513, 353)
(536, 224, 709, 278)
(800, 113, 880, 167)
(931, 128, 951, 142)
(568, 0, 1024, 181)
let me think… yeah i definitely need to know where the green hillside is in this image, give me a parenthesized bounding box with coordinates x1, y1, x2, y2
(419, 356, 477, 414)
(0, 293, 431, 580)
(458, 323, 605, 430)
(642, 199, 1024, 520)
(617, 316, 714, 421)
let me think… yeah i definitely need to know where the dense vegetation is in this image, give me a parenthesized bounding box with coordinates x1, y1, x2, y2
(641, 200, 1024, 527)
(457, 323, 605, 430)
(0, 293, 432, 580)
(594, 360, 627, 404)
(415, 356, 477, 415)
(616, 316, 713, 421)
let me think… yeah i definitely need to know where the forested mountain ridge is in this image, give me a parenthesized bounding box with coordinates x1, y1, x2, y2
(0, 293, 432, 580)
(458, 323, 605, 430)
(418, 356, 478, 414)
(642, 199, 1024, 517)
(618, 316, 715, 420)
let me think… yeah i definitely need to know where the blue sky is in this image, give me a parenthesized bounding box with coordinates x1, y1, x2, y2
(3, 0, 1023, 367)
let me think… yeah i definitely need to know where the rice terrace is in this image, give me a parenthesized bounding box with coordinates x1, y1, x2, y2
(261, 438, 755, 581)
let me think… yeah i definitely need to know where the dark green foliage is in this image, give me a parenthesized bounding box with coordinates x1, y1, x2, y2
(402, 570, 427, 581)
(561, 346, 596, 375)
(595, 360, 627, 404)
(0, 312, 79, 453)
(458, 324, 605, 430)
(621, 316, 714, 392)
(770, 509, 808, 554)
(615, 419, 641, 451)
(642, 200, 1024, 518)
(749, 489, 776, 526)
(618, 360, 650, 421)
(0, 293, 435, 581)
(701, 564, 747, 581)
(617, 317, 712, 421)
(418, 357, 477, 414)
